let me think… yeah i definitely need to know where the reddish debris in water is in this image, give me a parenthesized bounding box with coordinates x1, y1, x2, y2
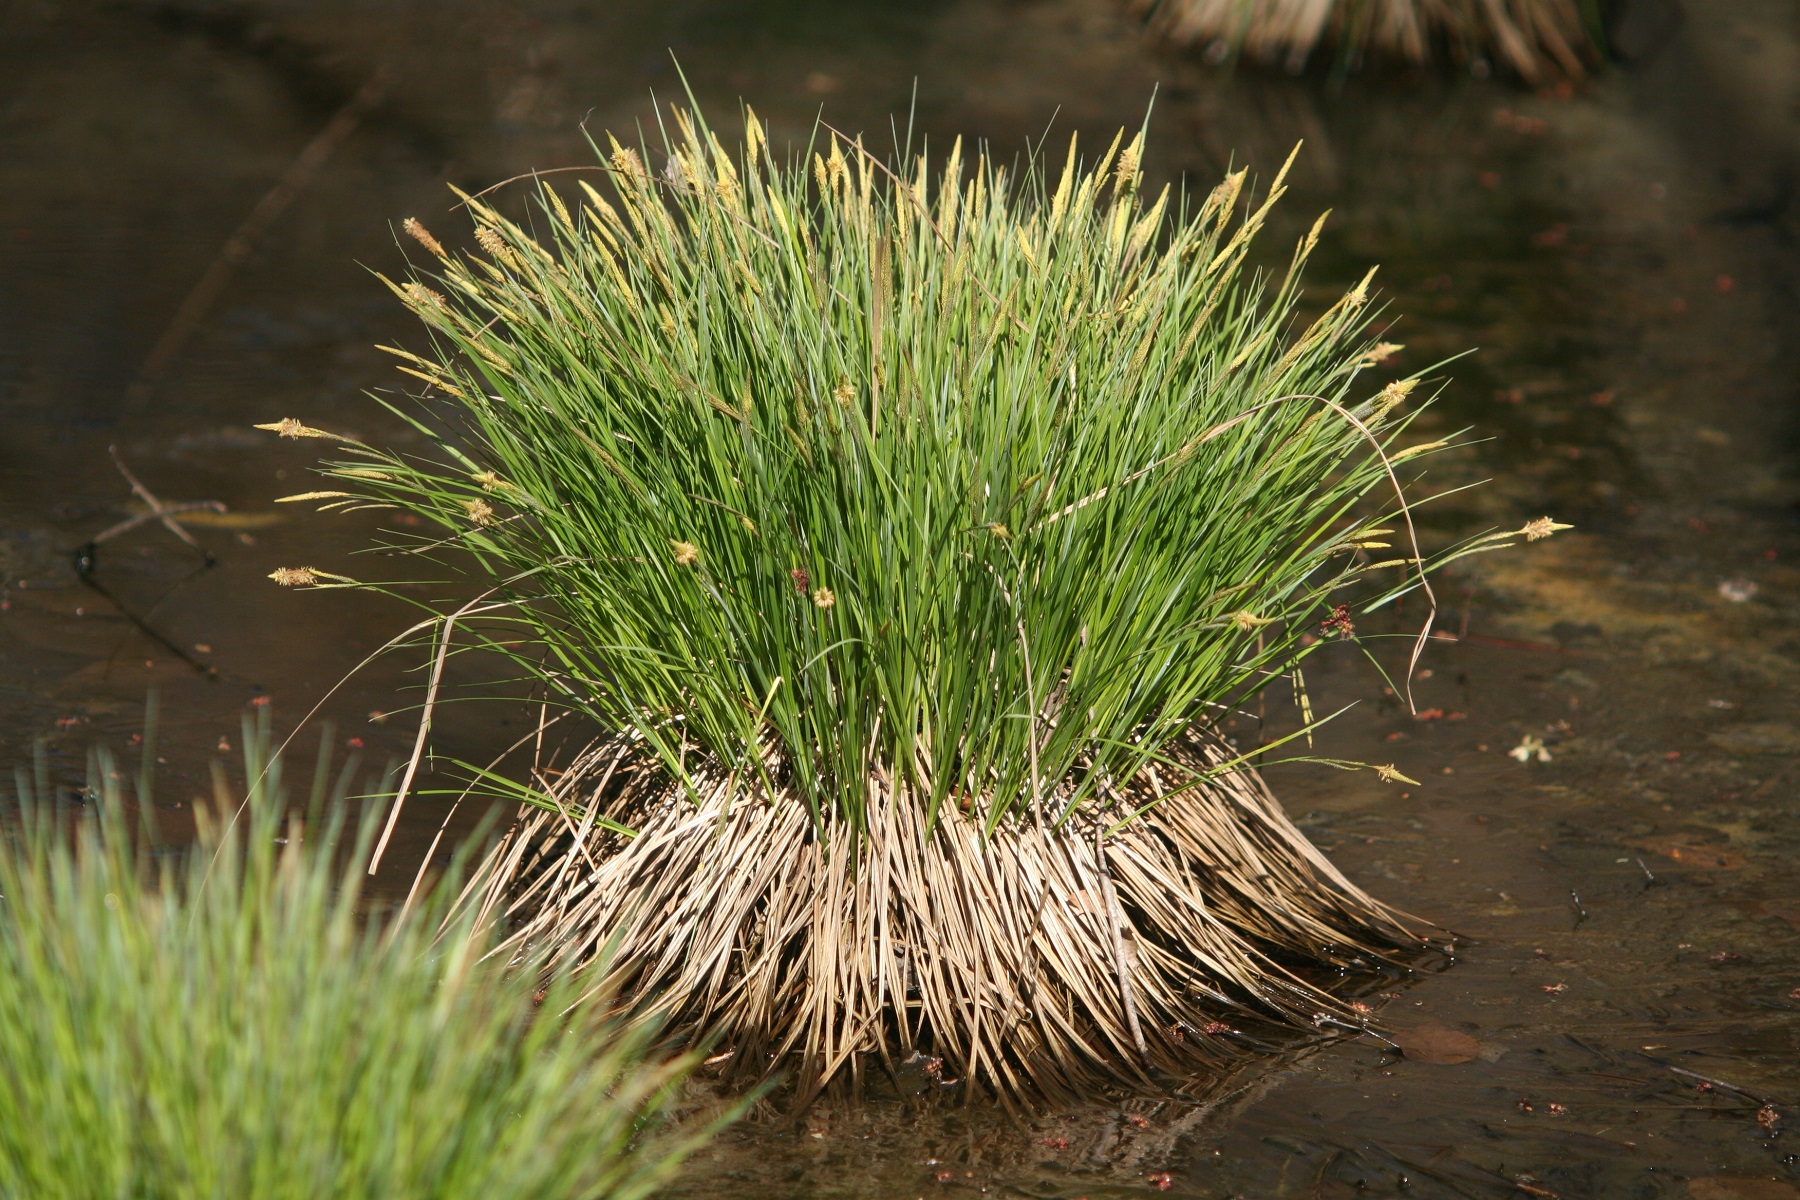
(1127, 1114, 1151, 1129)
(934, 1170, 955, 1183)
(1148, 1173, 1175, 1191)
(1541, 983, 1568, 994)
(1040, 1137, 1070, 1150)
(1201, 1021, 1232, 1035)
(1757, 1105, 1781, 1131)
(1546, 1102, 1568, 1116)
(1517, 1098, 1535, 1113)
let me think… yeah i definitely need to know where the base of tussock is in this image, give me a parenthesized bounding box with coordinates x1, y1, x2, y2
(459, 736, 1429, 1106)
(1138, 0, 1599, 82)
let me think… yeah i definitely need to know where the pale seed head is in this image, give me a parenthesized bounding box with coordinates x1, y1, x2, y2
(465, 498, 496, 526)
(1229, 610, 1272, 632)
(1522, 517, 1571, 541)
(255, 418, 335, 440)
(475, 226, 513, 265)
(1370, 378, 1418, 420)
(811, 586, 836, 609)
(672, 540, 700, 566)
(403, 282, 448, 309)
(402, 217, 446, 258)
(1359, 342, 1403, 368)
(269, 566, 320, 587)
(610, 145, 647, 182)
(275, 491, 353, 503)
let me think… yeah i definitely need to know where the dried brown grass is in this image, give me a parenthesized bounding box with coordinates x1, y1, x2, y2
(451, 735, 1428, 1106)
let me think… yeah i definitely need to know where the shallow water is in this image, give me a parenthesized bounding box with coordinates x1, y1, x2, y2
(2, 0, 1797, 1195)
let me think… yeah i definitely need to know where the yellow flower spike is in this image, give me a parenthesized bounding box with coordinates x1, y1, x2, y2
(1358, 342, 1404, 367)
(403, 282, 448, 309)
(275, 491, 355, 503)
(1522, 517, 1572, 542)
(270, 566, 356, 587)
(255, 418, 337, 440)
(401, 217, 446, 259)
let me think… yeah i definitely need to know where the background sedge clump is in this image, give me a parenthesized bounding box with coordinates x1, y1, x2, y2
(0, 705, 731, 1199)
(1136, 0, 1606, 82)
(277, 103, 1558, 1103)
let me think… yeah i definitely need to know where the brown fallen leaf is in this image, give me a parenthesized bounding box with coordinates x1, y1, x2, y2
(1688, 1178, 1800, 1200)
(1393, 1022, 1481, 1065)
(1625, 836, 1744, 870)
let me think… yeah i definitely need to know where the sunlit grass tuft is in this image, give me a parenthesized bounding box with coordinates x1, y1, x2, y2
(272, 102, 1557, 1100)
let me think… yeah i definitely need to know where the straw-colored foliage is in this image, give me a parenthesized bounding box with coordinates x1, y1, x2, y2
(1139, 0, 1603, 81)
(283, 104, 1548, 1101)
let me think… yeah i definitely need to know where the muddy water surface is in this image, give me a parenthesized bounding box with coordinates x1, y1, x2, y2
(2, 1, 1797, 1196)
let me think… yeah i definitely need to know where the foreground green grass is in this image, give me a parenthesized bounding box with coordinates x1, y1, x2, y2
(0, 710, 730, 1199)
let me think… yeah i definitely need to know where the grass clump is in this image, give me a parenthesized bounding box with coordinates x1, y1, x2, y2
(1138, 0, 1605, 82)
(0, 708, 729, 1199)
(273, 102, 1556, 1102)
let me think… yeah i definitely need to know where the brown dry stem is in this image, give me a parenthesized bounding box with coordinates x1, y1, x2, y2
(451, 735, 1427, 1106)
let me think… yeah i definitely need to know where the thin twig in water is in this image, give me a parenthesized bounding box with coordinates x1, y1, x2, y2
(97, 446, 223, 557)
(124, 68, 391, 408)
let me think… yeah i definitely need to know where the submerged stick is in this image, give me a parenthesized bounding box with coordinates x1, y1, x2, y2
(124, 68, 390, 409)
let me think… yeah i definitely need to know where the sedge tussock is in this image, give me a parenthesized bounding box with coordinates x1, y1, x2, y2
(297, 101, 1544, 1100)
(1139, 0, 1603, 82)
